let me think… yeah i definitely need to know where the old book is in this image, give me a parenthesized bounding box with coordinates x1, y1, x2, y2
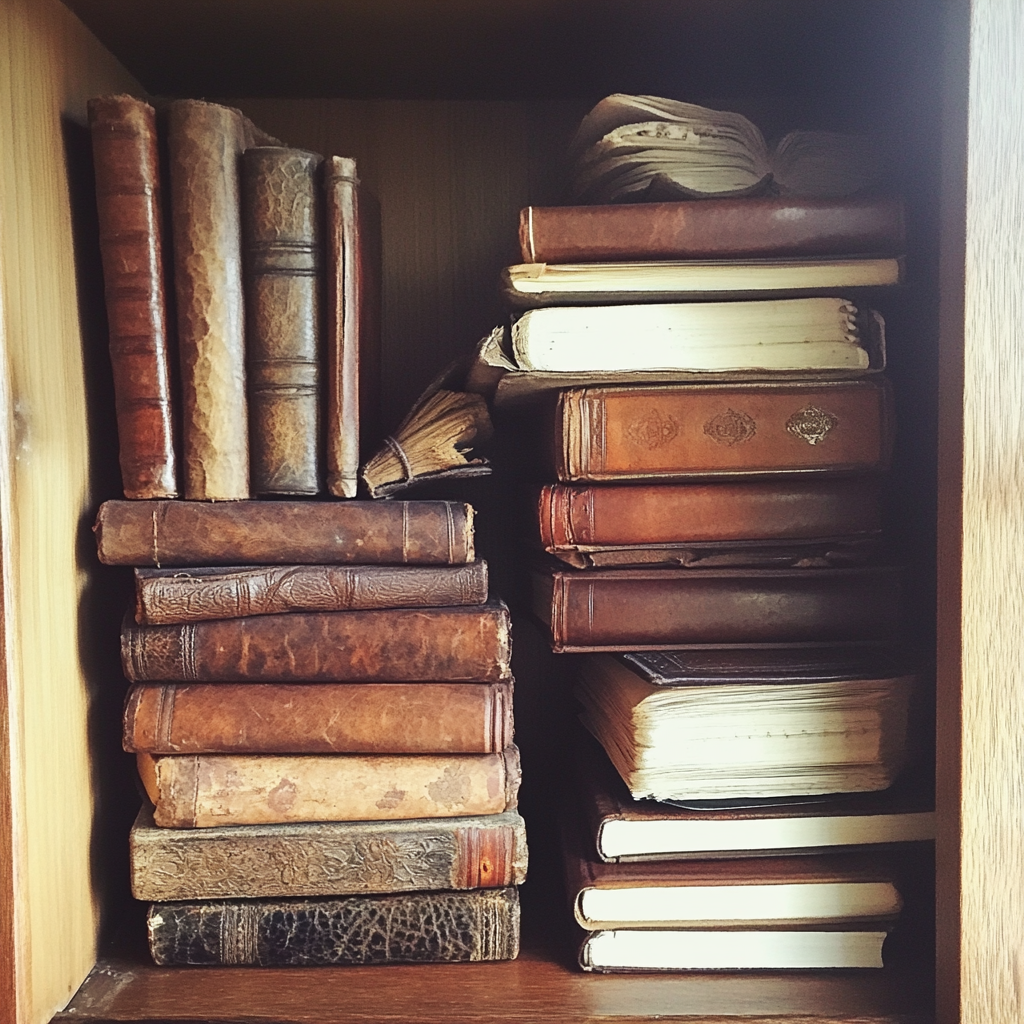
(87, 95, 178, 500)
(536, 478, 883, 569)
(518, 196, 906, 264)
(123, 681, 513, 754)
(242, 146, 323, 495)
(534, 563, 901, 652)
(129, 803, 528, 900)
(169, 99, 278, 500)
(324, 156, 382, 498)
(541, 379, 894, 483)
(133, 561, 488, 624)
(121, 600, 511, 682)
(147, 887, 520, 966)
(94, 499, 474, 566)
(137, 745, 521, 827)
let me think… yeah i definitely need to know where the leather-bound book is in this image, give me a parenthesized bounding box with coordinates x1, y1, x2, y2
(130, 803, 527, 900)
(133, 561, 488, 624)
(94, 499, 474, 566)
(124, 681, 513, 754)
(87, 95, 178, 499)
(137, 745, 521, 827)
(519, 196, 906, 264)
(542, 379, 893, 483)
(147, 887, 520, 966)
(324, 156, 382, 498)
(121, 601, 511, 682)
(169, 99, 278, 500)
(242, 146, 323, 495)
(533, 563, 901, 651)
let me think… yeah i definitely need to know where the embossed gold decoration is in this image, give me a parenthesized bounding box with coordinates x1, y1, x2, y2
(625, 408, 680, 449)
(703, 408, 756, 446)
(786, 406, 838, 445)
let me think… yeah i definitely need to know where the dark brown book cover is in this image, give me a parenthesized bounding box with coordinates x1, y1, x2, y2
(242, 146, 324, 495)
(121, 600, 511, 682)
(94, 499, 475, 566)
(123, 681, 513, 754)
(88, 95, 178, 500)
(519, 196, 906, 264)
(133, 561, 488, 624)
(533, 563, 901, 651)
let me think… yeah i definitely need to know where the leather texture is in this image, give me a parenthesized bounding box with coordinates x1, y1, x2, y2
(133, 561, 488, 623)
(147, 887, 520, 965)
(94, 499, 475, 566)
(88, 95, 178, 500)
(242, 147, 324, 495)
(518, 196, 906, 264)
(121, 601, 512, 682)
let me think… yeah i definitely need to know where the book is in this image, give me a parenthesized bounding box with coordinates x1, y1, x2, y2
(121, 600, 512, 682)
(129, 803, 528, 900)
(168, 99, 278, 500)
(500, 256, 903, 309)
(94, 499, 475, 566)
(536, 478, 883, 569)
(517, 196, 907, 264)
(324, 156, 382, 498)
(137, 745, 521, 827)
(132, 561, 488, 624)
(533, 563, 901, 652)
(576, 653, 914, 801)
(124, 681, 513, 754)
(241, 146, 323, 496)
(147, 887, 520, 966)
(87, 95, 178, 500)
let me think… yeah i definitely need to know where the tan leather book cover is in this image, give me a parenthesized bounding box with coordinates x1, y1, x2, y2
(137, 745, 521, 827)
(88, 95, 178, 500)
(123, 681, 513, 754)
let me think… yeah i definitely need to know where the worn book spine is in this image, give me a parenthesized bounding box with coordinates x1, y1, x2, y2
(94, 499, 475, 566)
(123, 681, 514, 754)
(147, 887, 520, 966)
(137, 745, 521, 827)
(88, 95, 178, 500)
(242, 147, 323, 495)
(130, 804, 528, 900)
(134, 561, 488, 624)
(121, 601, 511, 682)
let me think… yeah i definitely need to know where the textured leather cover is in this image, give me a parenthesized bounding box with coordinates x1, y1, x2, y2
(134, 561, 488, 623)
(130, 803, 528, 900)
(533, 564, 901, 651)
(123, 681, 514, 754)
(94, 499, 475, 566)
(242, 147, 323, 495)
(88, 95, 178, 500)
(518, 196, 906, 264)
(325, 157, 383, 498)
(147, 887, 520, 965)
(121, 600, 512, 682)
(544, 379, 894, 482)
(138, 745, 521, 827)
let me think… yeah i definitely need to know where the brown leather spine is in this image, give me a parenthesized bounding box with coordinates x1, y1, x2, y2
(88, 95, 178, 500)
(94, 499, 474, 566)
(134, 561, 488, 624)
(123, 681, 513, 754)
(242, 147, 323, 495)
(518, 196, 906, 264)
(121, 601, 512, 682)
(549, 379, 894, 483)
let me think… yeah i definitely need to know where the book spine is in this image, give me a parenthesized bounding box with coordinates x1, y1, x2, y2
(148, 888, 520, 965)
(120, 602, 512, 682)
(134, 561, 489, 623)
(87, 95, 178, 500)
(123, 681, 514, 754)
(141, 746, 521, 827)
(242, 147, 323, 495)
